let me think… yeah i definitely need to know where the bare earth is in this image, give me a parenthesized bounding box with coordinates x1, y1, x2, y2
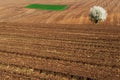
(0, 0, 120, 80)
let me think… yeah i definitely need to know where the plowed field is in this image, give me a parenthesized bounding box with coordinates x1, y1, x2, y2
(0, 0, 120, 80)
(0, 22, 119, 80)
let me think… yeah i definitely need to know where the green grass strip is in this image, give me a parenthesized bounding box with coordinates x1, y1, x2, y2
(25, 4, 67, 11)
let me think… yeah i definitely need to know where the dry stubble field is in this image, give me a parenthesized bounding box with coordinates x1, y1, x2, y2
(0, 0, 120, 80)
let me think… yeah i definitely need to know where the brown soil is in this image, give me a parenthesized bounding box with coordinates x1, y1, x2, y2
(0, 22, 119, 80)
(0, 0, 120, 80)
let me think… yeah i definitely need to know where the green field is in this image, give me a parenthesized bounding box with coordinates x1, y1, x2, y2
(25, 4, 67, 11)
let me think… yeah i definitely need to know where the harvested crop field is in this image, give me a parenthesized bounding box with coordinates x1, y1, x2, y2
(0, 0, 120, 25)
(0, 0, 120, 80)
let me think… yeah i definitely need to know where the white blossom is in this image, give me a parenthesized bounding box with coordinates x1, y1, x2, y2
(89, 6, 107, 23)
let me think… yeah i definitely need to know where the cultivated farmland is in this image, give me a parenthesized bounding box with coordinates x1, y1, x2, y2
(0, 0, 119, 25)
(0, 0, 120, 80)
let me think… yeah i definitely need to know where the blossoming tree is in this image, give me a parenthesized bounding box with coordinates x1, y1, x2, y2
(89, 6, 107, 24)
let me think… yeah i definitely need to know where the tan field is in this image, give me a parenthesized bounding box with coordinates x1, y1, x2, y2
(0, 0, 120, 80)
(0, 0, 120, 25)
